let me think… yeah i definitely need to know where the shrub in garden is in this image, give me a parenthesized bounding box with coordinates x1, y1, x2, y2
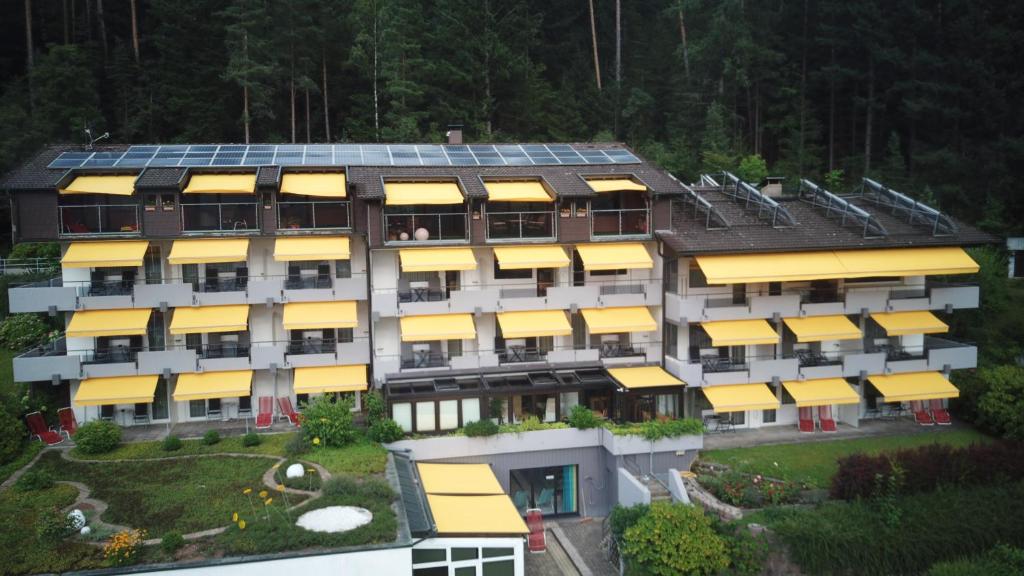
(242, 432, 261, 447)
(0, 314, 53, 350)
(300, 395, 357, 447)
(638, 417, 704, 440)
(0, 411, 26, 464)
(619, 502, 729, 576)
(361, 477, 396, 499)
(35, 507, 72, 544)
(161, 532, 185, 554)
(567, 405, 601, 430)
(103, 529, 146, 566)
(161, 435, 183, 452)
(367, 418, 405, 443)
(928, 544, 1024, 576)
(322, 475, 358, 496)
(363, 390, 387, 425)
(463, 419, 499, 437)
(73, 420, 122, 454)
(717, 526, 770, 576)
(202, 430, 221, 446)
(608, 503, 650, 540)
(15, 470, 53, 491)
(284, 432, 310, 456)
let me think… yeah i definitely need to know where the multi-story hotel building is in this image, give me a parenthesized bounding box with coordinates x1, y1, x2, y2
(1, 137, 992, 438)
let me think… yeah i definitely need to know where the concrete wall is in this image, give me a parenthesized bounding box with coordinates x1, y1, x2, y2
(617, 468, 651, 507)
(127, 547, 414, 576)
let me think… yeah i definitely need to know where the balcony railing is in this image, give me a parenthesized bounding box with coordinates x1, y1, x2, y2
(287, 338, 339, 355)
(591, 208, 650, 238)
(86, 279, 136, 296)
(278, 200, 350, 229)
(401, 351, 449, 369)
(59, 205, 139, 235)
(485, 211, 555, 240)
(181, 203, 259, 232)
(195, 343, 251, 359)
(81, 347, 141, 364)
(385, 212, 468, 243)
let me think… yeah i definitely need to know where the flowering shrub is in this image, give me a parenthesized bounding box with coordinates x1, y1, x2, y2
(104, 529, 146, 566)
(619, 502, 729, 575)
(700, 470, 801, 507)
(300, 395, 356, 447)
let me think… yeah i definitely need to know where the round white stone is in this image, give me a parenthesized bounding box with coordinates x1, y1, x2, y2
(67, 509, 86, 530)
(295, 506, 373, 533)
(80, 526, 92, 536)
(286, 463, 305, 479)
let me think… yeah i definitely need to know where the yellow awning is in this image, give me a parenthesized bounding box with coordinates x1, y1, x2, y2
(581, 306, 657, 334)
(702, 384, 780, 413)
(66, 308, 152, 339)
(834, 247, 979, 277)
(75, 375, 158, 406)
(173, 370, 253, 401)
(493, 245, 569, 269)
(868, 372, 959, 403)
(273, 236, 350, 261)
(283, 301, 357, 330)
(782, 378, 861, 407)
(168, 238, 249, 265)
(496, 310, 572, 339)
(183, 173, 256, 194)
(783, 315, 862, 342)
(169, 305, 249, 335)
(426, 494, 529, 535)
(399, 248, 477, 272)
(292, 365, 367, 394)
(384, 181, 464, 205)
(575, 243, 653, 271)
(280, 172, 347, 198)
(483, 181, 552, 202)
(400, 314, 476, 342)
(417, 463, 505, 495)
(59, 175, 137, 196)
(608, 366, 685, 390)
(585, 177, 647, 193)
(61, 241, 149, 268)
(871, 311, 949, 336)
(701, 320, 779, 347)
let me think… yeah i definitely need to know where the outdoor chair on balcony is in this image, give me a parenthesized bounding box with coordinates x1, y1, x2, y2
(25, 412, 64, 446)
(277, 397, 301, 427)
(57, 407, 78, 439)
(798, 407, 815, 433)
(910, 401, 934, 426)
(929, 399, 952, 425)
(818, 405, 837, 432)
(255, 397, 274, 429)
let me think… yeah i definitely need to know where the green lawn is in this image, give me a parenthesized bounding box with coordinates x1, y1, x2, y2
(0, 483, 101, 574)
(72, 432, 291, 460)
(701, 428, 991, 488)
(301, 437, 388, 476)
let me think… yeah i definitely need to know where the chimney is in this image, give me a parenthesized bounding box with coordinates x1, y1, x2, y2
(446, 124, 463, 145)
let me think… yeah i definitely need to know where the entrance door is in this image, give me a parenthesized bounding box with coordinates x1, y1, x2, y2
(509, 465, 578, 516)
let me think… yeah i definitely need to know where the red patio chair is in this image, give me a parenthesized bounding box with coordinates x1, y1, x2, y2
(929, 399, 952, 425)
(277, 397, 301, 427)
(57, 407, 78, 439)
(798, 407, 815, 433)
(911, 401, 934, 426)
(526, 509, 546, 553)
(818, 405, 837, 432)
(25, 412, 64, 446)
(255, 396, 274, 430)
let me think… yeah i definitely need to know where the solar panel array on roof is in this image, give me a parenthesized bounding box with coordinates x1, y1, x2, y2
(47, 144, 640, 169)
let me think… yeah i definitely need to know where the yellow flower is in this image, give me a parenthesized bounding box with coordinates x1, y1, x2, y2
(319, 417, 327, 423)
(276, 484, 285, 492)
(312, 437, 321, 446)
(265, 498, 273, 505)
(306, 468, 316, 473)
(238, 519, 246, 530)
(272, 463, 281, 470)
(232, 512, 239, 522)
(259, 490, 268, 499)
(243, 488, 252, 495)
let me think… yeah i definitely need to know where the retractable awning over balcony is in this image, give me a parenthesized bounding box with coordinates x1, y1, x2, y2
(66, 308, 152, 338)
(74, 375, 159, 406)
(384, 181, 464, 205)
(167, 238, 250, 265)
(280, 172, 347, 197)
(585, 177, 647, 193)
(426, 494, 529, 536)
(834, 247, 979, 277)
(282, 301, 358, 330)
(575, 242, 653, 270)
(169, 304, 249, 334)
(400, 313, 476, 342)
(496, 310, 572, 339)
(59, 175, 137, 196)
(867, 372, 959, 403)
(399, 247, 477, 272)
(702, 383, 780, 413)
(483, 180, 552, 202)
(492, 245, 570, 269)
(183, 173, 257, 194)
(61, 240, 149, 268)
(608, 366, 685, 390)
(782, 378, 861, 407)
(581, 306, 657, 334)
(173, 370, 253, 401)
(701, 319, 779, 347)
(417, 463, 506, 495)
(273, 236, 350, 261)
(871, 311, 949, 336)
(783, 315, 862, 342)
(292, 365, 367, 394)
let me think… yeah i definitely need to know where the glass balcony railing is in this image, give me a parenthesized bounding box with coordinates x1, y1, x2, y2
(59, 205, 139, 235)
(385, 213, 468, 243)
(287, 338, 339, 355)
(278, 201, 350, 229)
(591, 208, 650, 237)
(181, 203, 258, 232)
(486, 211, 555, 240)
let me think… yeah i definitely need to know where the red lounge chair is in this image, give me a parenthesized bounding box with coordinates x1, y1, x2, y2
(25, 412, 64, 446)
(818, 405, 837, 433)
(526, 509, 546, 553)
(255, 396, 274, 430)
(911, 401, 934, 426)
(57, 407, 78, 439)
(277, 397, 301, 427)
(798, 407, 815, 433)
(929, 399, 952, 425)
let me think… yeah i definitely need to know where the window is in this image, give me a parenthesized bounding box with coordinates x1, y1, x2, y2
(412, 549, 447, 564)
(768, 282, 782, 296)
(728, 411, 745, 425)
(461, 398, 481, 424)
(448, 339, 463, 358)
(571, 312, 587, 350)
(665, 322, 679, 357)
(161, 193, 176, 211)
(295, 393, 309, 407)
(439, 400, 459, 430)
(144, 195, 158, 212)
(335, 259, 352, 279)
(493, 259, 532, 280)
(590, 268, 625, 276)
(688, 262, 708, 288)
(664, 259, 679, 294)
(482, 561, 514, 576)
(560, 391, 579, 416)
(415, 401, 436, 432)
(482, 548, 515, 559)
(762, 409, 777, 423)
(337, 328, 353, 343)
(656, 394, 677, 418)
(454, 567, 477, 576)
(413, 568, 447, 576)
(393, 402, 412, 432)
(189, 400, 206, 418)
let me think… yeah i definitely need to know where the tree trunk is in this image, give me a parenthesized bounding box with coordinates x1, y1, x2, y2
(86, 0, 92, 42)
(305, 87, 311, 143)
(130, 0, 140, 64)
(322, 48, 331, 142)
(372, 2, 380, 142)
(24, 0, 33, 69)
(290, 75, 296, 143)
(677, 4, 690, 81)
(797, 0, 808, 176)
(864, 56, 875, 175)
(96, 0, 108, 60)
(615, 0, 621, 84)
(243, 31, 250, 144)
(63, 0, 69, 44)
(588, 0, 601, 90)
(828, 46, 835, 171)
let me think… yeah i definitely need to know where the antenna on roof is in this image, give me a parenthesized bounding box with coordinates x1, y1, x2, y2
(84, 126, 110, 150)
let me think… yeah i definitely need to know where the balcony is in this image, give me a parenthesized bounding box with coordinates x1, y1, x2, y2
(384, 211, 467, 244)
(376, 344, 633, 378)
(591, 208, 650, 238)
(59, 204, 139, 236)
(277, 199, 350, 230)
(13, 339, 80, 382)
(181, 202, 259, 232)
(880, 336, 977, 374)
(485, 209, 555, 241)
(793, 349, 845, 379)
(283, 338, 371, 368)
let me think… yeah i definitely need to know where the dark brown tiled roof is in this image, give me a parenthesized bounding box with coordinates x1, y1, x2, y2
(0, 146, 76, 189)
(659, 187, 999, 255)
(135, 168, 185, 190)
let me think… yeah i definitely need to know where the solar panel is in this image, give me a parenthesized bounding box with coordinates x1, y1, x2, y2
(47, 143, 640, 169)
